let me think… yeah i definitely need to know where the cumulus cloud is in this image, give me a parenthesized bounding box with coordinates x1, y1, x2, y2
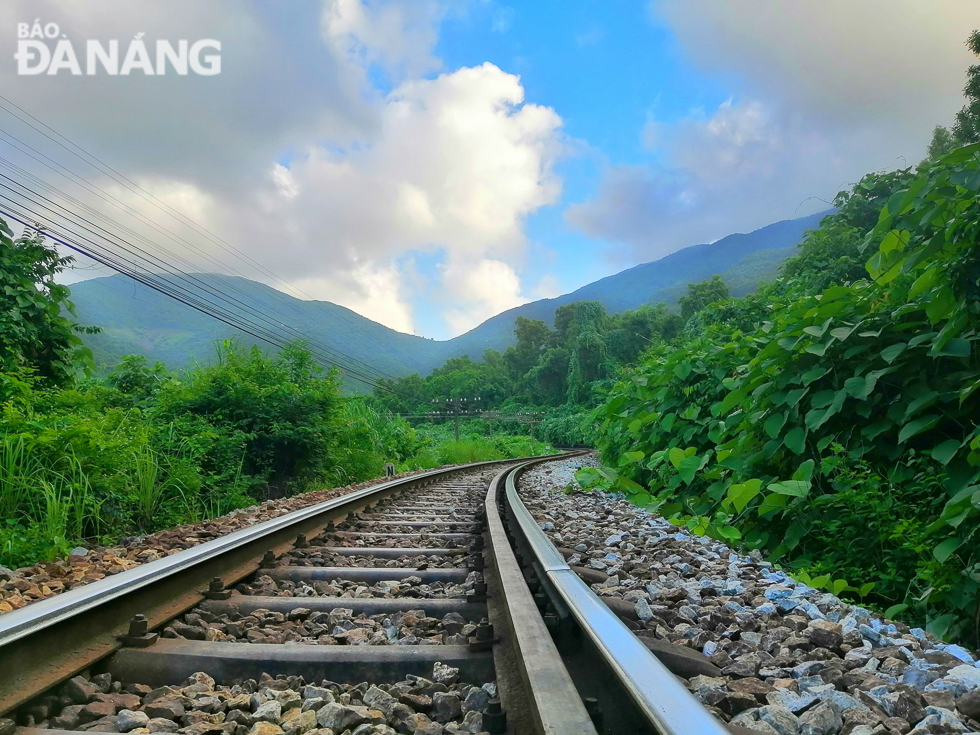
(568, 0, 980, 262)
(250, 62, 562, 333)
(292, 263, 415, 334)
(0, 0, 375, 187)
(442, 258, 528, 335)
(1, 1, 565, 337)
(321, 0, 446, 81)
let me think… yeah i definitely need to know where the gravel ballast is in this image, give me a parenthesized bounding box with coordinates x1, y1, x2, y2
(240, 574, 483, 601)
(11, 665, 497, 734)
(163, 606, 482, 646)
(519, 456, 980, 735)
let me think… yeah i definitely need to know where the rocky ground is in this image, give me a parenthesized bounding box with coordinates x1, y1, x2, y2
(7, 665, 497, 735)
(279, 551, 470, 570)
(0, 466, 474, 617)
(240, 574, 482, 601)
(519, 456, 980, 735)
(163, 605, 481, 646)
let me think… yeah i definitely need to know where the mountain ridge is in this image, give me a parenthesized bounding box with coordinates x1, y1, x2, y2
(69, 209, 830, 385)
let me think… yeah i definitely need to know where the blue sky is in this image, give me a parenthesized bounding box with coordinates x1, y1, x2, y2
(3, 1, 979, 339)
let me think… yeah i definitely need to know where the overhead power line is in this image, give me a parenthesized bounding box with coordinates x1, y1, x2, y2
(0, 96, 424, 398)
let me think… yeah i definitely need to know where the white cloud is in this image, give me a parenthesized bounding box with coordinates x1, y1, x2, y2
(244, 62, 563, 334)
(1, 2, 565, 338)
(292, 262, 415, 334)
(568, 1, 980, 262)
(532, 273, 561, 299)
(322, 0, 445, 80)
(442, 258, 528, 335)
(652, 0, 980, 128)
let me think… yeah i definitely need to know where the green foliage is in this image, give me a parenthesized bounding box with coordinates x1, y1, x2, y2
(374, 300, 680, 414)
(679, 275, 730, 321)
(0, 338, 444, 568)
(590, 143, 980, 644)
(537, 405, 594, 447)
(0, 223, 98, 388)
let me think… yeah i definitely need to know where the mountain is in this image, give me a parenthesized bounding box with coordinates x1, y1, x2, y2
(442, 210, 830, 358)
(69, 210, 829, 385)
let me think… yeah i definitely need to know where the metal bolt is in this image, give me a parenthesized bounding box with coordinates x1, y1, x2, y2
(208, 578, 222, 593)
(476, 619, 495, 641)
(473, 581, 487, 596)
(259, 550, 276, 568)
(127, 614, 149, 637)
(117, 613, 159, 648)
(294, 533, 309, 548)
(544, 612, 558, 631)
(483, 699, 506, 734)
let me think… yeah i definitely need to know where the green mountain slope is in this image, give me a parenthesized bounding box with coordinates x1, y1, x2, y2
(69, 210, 829, 382)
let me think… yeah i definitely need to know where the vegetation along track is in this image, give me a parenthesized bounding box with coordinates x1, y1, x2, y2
(0, 454, 741, 735)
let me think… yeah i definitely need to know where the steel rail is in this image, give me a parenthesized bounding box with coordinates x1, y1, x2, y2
(503, 466, 731, 735)
(483, 460, 598, 735)
(0, 456, 558, 715)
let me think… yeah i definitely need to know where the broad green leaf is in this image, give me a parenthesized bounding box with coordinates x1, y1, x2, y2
(931, 440, 960, 466)
(727, 479, 762, 513)
(719, 526, 741, 540)
(898, 414, 941, 443)
(784, 427, 806, 455)
(768, 479, 811, 498)
(782, 524, 807, 551)
(792, 460, 815, 481)
(934, 537, 962, 563)
(861, 421, 891, 441)
(800, 367, 828, 386)
(933, 338, 971, 358)
(832, 579, 848, 595)
(617, 477, 646, 494)
(925, 286, 956, 324)
(909, 267, 941, 298)
(880, 343, 907, 364)
(764, 412, 786, 439)
(757, 493, 788, 516)
(885, 603, 909, 617)
(784, 388, 809, 407)
(668, 447, 686, 469)
(677, 455, 702, 484)
(859, 582, 875, 597)
(904, 390, 939, 420)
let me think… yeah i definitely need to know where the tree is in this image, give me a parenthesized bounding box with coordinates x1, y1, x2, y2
(0, 220, 97, 385)
(606, 305, 683, 364)
(679, 275, 730, 321)
(503, 316, 552, 380)
(928, 29, 980, 157)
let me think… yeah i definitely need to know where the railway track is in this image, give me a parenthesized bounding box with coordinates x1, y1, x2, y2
(0, 455, 739, 735)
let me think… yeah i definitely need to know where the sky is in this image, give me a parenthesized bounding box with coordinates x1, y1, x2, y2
(1, 1, 978, 339)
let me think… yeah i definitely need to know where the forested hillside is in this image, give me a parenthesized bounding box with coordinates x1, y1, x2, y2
(68, 211, 823, 377)
(582, 134, 980, 640)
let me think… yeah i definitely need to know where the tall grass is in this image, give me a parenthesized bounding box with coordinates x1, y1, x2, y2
(0, 436, 103, 563)
(133, 445, 166, 530)
(0, 436, 38, 519)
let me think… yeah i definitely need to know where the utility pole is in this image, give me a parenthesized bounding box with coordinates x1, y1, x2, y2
(431, 397, 481, 442)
